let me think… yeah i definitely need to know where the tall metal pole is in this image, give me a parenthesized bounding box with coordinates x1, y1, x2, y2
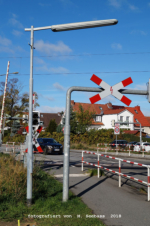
(0, 61, 10, 147)
(27, 26, 34, 206)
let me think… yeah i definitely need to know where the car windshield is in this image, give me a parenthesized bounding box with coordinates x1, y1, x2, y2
(43, 139, 57, 143)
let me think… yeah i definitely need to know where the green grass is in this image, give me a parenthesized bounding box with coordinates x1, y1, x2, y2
(88, 168, 105, 177)
(0, 154, 105, 226)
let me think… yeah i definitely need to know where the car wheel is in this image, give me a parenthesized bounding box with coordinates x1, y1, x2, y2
(43, 147, 48, 155)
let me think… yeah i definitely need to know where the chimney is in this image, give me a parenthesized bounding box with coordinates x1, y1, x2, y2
(71, 100, 75, 106)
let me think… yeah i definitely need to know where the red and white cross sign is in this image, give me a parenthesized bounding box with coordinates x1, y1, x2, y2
(25, 125, 43, 153)
(89, 74, 133, 106)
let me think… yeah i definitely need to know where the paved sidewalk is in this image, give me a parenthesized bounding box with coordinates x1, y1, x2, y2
(47, 165, 150, 226)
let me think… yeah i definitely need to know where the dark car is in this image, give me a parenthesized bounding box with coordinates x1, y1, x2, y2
(127, 141, 137, 150)
(37, 138, 63, 155)
(110, 140, 128, 148)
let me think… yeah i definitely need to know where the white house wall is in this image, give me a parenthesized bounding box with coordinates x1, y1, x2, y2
(100, 110, 134, 130)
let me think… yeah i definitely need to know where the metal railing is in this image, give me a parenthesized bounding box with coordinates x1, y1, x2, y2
(97, 143, 150, 157)
(81, 151, 150, 201)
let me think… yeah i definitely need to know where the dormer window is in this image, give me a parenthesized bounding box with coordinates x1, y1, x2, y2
(95, 116, 101, 122)
(134, 110, 138, 114)
(41, 114, 43, 117)
(135, 118, 138, 122)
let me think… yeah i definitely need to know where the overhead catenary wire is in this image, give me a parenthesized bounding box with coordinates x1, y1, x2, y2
(0, 51, 150, 59)
(1, 70, 150, 76)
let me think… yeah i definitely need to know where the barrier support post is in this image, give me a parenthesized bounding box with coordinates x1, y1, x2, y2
(142, 148, 144, 157)
(6, 142, 8, 152)
(148, 167, 150, 201)
(119, 159, 121, 187)
(97, 143, 99, 155)
(129, 145, 130, 156)
(81, 151, 83, 171)
(98, 154, 100, 178)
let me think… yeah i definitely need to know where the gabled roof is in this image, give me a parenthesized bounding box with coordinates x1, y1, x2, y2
(40, 113, 61, 128)
(71, 100, 150, 127)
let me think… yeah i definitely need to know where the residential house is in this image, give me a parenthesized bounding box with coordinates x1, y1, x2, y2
(68, 100, 150, 134)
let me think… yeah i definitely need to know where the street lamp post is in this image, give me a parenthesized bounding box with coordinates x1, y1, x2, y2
(25, 18, 118, 205)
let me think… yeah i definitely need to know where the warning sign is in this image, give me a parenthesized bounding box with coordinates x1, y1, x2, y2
(114, 123, 120, 135)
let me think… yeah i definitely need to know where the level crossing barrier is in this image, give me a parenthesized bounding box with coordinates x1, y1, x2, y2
(97, 143, 150, 157)
(81, 150, 150, 201)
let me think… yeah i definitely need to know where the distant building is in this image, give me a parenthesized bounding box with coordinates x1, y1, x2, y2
(61, 100, 150, 134)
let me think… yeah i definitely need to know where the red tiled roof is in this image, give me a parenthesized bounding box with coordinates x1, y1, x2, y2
(146, 117, 150, 124)
(123, 130, 138, 135)
(71, 100, 150, 127)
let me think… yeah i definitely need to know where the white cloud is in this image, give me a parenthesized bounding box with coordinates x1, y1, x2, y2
(12, 30, 23, 37)
(37, 106, 65, 113)
(38, 93, 55, 101)
(36, 65, 69, 74)
(34, 40, 72, 55)
(38, 3, 51, 6)
(53, 82, 66, 91)
(130, 30, 147, 36)
(0, 35, 12, 46)
(108, 0, 121, 8)
(111, 43, 122, 50)
(9, 17, 23, 29)
(35, 57, 45, 65)
(129, 4, 139, 11)
(133, 84, 147, 90)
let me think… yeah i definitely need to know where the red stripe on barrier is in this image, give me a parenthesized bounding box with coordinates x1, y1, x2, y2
(138, 163, 143, 166)
(93, 164, 95, 166)
(89, 94, 101, 104)
(112, 157, 115, 159)
(122, 77, 133, 87)
(123, 174, 127, 177)
(138, 180, 143, 183)
(112, 170, 116, 173)
(130, 177, 134, 180)
(119, 167, 121, 173)
(82, 157, 83, 161)
(98, 161, 99, 165)
(130, 162, 134, 164)
(36, 146, 43, 153)
(148, 176, 150, 184)
(121, 95, 132, 106)
(123, 160, 127, 162)
(90, 74, 102, 86)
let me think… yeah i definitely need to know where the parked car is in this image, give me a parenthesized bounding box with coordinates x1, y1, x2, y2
(133, 142, 150, 152)
(37, 138, 63, 155)
(110, 140, 128, 148)
(127, 141, 138, 150)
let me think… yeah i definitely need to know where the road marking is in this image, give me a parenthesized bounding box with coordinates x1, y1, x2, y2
(54, 173, 90, 178)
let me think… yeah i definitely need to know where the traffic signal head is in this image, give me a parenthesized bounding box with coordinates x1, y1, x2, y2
(32, 111, 40, 126)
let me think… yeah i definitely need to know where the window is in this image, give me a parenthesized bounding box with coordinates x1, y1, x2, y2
(40, 121, 44, 125)
(95, 116, 101, 122)
(135, 118, 138, 122)
(126, 116, 129, 122)
(134, 110, 138, 114)
(41, 114, 43, 117)
(120, 116, 123, 122)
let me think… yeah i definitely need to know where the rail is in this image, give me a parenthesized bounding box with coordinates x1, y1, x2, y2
(81, 151, 150, 201)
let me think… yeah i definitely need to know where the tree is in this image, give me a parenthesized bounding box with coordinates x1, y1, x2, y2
(76, 104, 96, 134)
(46, 119, 57, 133)
(0, 78, 39, 117)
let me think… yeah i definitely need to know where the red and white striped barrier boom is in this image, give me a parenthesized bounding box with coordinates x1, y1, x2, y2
(89, 74, 133, 106)
(0, 61, 10, 134)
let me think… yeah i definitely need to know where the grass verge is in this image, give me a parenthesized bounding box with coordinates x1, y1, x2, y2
(88, 168, 105, 177)
(0, 153, 105, 226)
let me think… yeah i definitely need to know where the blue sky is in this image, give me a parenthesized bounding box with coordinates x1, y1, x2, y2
(0, 0, 150, 115)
